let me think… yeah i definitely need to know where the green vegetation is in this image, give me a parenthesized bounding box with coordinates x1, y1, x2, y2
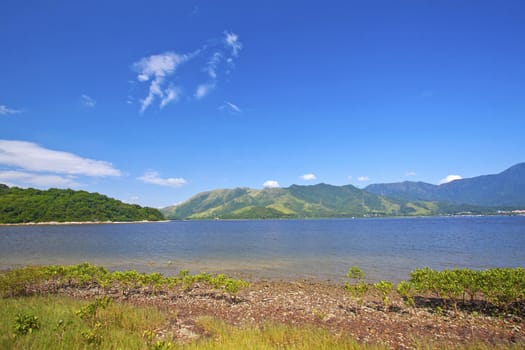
(13, 312, 40, 336)
(346, 266, 524, 317)
(405, 267, 525, 314)
(344, 266, 369, 307)
(0, 185, 164, 224)
(373, 280, 393, 310)
(1, 264, 524, 349)
(0, 263, 249, 298)
(1, 295, 168, 349)
(182, 317, 387, 350)
(161, 183, 487, 220)
(1, 296, 386, 350)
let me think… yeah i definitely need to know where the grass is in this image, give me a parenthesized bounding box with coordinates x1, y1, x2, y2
(181, 317, 387, 350)
(0, 295, 167, 350)
(1, 296, 523, 350)
(0, 296, 383, 350)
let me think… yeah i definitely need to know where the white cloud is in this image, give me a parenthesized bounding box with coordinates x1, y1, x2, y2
(195, 83, 215, 100)
(0, 104, 21, 115)
(0, 170, 80, 188)
(224, 31, 242, 57)
(0, 140, 121, 177)
(347, 175, 353, 180)
(206, 52, 222, 79)
(357, 176, 370, 182)
(131, 32, 242, 110)
(81, 94, 96, 107)
(219, 101, 242, 113)
(133, 51, 188, 81)
(301, 173, 317, 181)
(138, 171, 187, 187)
(439, 174, 462, 185)
(160, 87, 181, 108)
(263, 180, 280, 188)
(132, 51, 190, 112)
(405, 171, 417, 177)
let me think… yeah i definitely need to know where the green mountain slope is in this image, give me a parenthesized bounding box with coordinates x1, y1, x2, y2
(0, 185, 164, 224)
(161, 183, 484, 220)
(365, 163, 525, 207)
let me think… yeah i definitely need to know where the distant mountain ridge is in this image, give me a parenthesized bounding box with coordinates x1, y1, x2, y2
(161, 183, 488, 220)
(365, 163, 525, 207)
(162, 163, 524, 220)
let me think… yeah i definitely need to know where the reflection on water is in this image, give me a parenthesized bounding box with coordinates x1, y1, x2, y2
(1, 216, 524, 282)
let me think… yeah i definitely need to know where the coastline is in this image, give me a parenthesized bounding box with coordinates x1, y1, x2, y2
(2, 212, 523, 226)
(0, 220, 170, 227)
(1, 266, 523, 349)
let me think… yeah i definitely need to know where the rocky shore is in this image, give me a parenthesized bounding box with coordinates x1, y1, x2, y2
(33, 279, 524, 349)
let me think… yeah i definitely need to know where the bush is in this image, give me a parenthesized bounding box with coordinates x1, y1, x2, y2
(13, 313, 40, 335)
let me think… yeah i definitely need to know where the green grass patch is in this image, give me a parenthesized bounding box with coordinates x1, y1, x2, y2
(181, 317, 386, 350)
(0, 295, 167, 350)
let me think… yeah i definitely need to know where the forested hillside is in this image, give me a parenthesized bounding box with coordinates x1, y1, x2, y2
(161, 183, 487, 220)
(0, 185, 164, 224)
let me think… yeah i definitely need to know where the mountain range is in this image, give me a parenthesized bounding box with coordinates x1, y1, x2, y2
(365, 163, 525, 207)
(162, 163, 525, 220)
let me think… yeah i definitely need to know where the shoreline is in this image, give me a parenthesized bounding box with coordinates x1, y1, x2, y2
(2, 274, 523, 348)
(1, 213, 524, 226)
(0, 219, 170, 227)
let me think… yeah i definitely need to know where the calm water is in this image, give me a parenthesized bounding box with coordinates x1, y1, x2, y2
(1, 216, 524, 282)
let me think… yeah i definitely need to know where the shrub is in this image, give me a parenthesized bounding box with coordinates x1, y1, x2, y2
(13, 313, 40, 335)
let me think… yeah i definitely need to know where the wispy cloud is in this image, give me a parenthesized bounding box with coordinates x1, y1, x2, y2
(219, 101, 242, 114)
(263, 180, 280, 188)
(138, 171, 187, 187)
(0, 104, 21, 115)
(225, 31, 242, 57)
(357, 176, 370, 182)
(132, 51, 191, 112)
(0, 140, 121, 177)
(405, 171, 417, 177)
(160, 87, 181, 108)
(81, 94, 96, 107)
(195, 83, 215, 100)
(206, 52, 222, 79)
(132, 31, 242, 112)
(301, 173, 317, 181)
(0, 170, 80, 188)
(439, 174, 462, 185)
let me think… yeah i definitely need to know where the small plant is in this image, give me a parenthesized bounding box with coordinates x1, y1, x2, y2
(77, 297, 112, 347)
(81, 321, 103, 346)
(151, 340, 173, 350)
(435, 305, 443, 316)
(373, 280, 393, 310)
(13, 312, 40, 335)
(396, 280, 415, 307)
(144, 330, 173, 350)
(54, 319, 67, 344)
(313, 308, 327, 320)
(344, 266, 369, 307)
(347, 266, 365, 280)
(77, 296, 112, 324)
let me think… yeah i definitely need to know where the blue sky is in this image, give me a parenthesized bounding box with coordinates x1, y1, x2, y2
(1, 0, 524, 208)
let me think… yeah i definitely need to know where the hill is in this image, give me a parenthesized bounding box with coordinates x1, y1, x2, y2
(161, 183, 486, 220)
(365, 163, 525, 207)
(0, 185, 164, 224)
